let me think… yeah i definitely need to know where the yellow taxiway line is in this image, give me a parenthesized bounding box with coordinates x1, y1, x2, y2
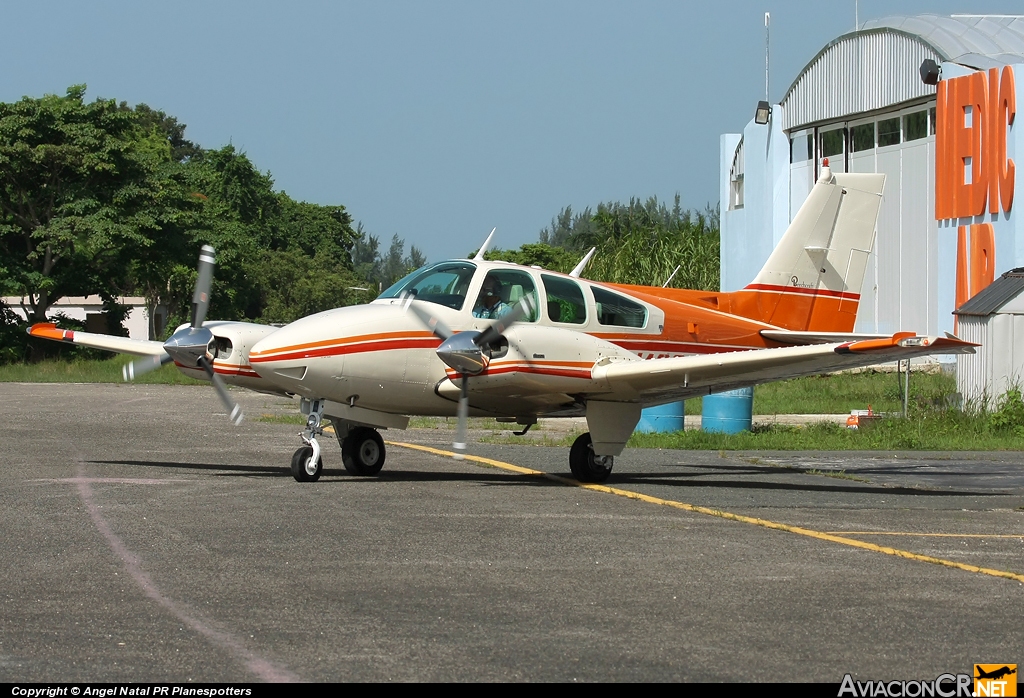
(828, 532, 1024, 538)
(388, 441, 1024, 584)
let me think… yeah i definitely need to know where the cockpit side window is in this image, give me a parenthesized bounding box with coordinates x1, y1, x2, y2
(473, 270, 538, 321)
(541, 275, 586, 324)
(592, 286, 647, 328)
(377, 262, 477, 310)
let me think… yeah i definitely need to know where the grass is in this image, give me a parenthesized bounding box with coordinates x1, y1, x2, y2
(0, 356, 205, 384)
(680, 369, 958, 415)
(628, 414, 1024, 451)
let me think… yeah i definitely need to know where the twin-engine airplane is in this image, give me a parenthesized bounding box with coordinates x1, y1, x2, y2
(30, 165, 975, 483)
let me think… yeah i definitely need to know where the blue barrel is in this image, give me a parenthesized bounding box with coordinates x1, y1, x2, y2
(701, 387, 753, 434)
(636, 401, 685, 433)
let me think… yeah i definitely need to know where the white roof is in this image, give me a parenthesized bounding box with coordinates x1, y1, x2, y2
(780, 14, 1024, 131)
(863, 14, 1024, 69)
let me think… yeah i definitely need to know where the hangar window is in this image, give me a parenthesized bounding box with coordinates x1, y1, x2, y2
(878, 117, 901, 147)
(790, 133, 813, 163)
(851, 123, 874, 152)
(820, 128, 845, 158)
(904, 111, 927, 141)
(929, 107, 936, 135)
(729, 138, 744, 210)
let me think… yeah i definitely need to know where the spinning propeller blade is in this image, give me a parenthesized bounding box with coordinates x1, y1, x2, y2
(122, 354, 173, 381)
(475, 297, 532, 348)
(121, 244, 242, 426)
(191, 245, 216, 328)
(454, 375, 469, 459)
(404, 296, 454, 340)
(200, 357, 244, 426)
(405, 296, 532, 456)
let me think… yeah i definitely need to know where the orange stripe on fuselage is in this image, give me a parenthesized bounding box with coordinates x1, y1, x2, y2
(445, 360, 594, 381)
(610, 282, 861, 334)
(211, 361, 261, 378)
(249, 331, 440, 363)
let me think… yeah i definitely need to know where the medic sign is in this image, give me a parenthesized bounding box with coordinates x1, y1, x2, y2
(935, 66, 1016, 308)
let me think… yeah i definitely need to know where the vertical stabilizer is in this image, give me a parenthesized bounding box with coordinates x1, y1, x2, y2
(742, 166, 885, 331)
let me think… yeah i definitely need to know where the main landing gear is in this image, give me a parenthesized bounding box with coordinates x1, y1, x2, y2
(341, 427, 385, 476)
(290, 399, 387, 482)
(568, 432, 614, 483)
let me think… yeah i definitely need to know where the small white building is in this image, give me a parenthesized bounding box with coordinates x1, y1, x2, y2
(954, 268, 1024, 407)
(2, 296, 161, 340)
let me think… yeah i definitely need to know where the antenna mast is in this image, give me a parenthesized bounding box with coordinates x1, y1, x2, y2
(764, 12, 770, 103)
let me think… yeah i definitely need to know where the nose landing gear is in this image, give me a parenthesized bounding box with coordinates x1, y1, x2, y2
(290, 398, 387, 482)
(292, 399, 326, 482)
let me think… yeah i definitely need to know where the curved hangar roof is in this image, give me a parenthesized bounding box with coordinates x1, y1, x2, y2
(780, 14, 1024, 131)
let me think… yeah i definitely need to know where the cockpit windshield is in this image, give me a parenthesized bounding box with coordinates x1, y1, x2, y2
(377, 261, 477, 310)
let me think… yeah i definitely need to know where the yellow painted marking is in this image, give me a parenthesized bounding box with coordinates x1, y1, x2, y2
(828, 532, 1024, 539)
(388, 441, 1024, 584)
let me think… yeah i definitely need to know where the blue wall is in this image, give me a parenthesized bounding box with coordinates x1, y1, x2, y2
(719, 106, 790, 292)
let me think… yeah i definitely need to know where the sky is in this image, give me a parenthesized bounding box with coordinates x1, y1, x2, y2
(3, 1, 1023, 262)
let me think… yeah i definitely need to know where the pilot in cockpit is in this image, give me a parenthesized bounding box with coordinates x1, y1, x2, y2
(472, 276, 511, 319)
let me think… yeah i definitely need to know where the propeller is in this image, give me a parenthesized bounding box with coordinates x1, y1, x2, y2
(122, 353, 173, 381)
(405, 295, 533, 457)
(122, 245, 243, 425)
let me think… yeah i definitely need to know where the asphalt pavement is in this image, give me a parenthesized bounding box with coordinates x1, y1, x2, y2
(1, 383, 1021, 682)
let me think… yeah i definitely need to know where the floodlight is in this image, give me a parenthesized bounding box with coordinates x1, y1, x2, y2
(754, 100, 772, 125)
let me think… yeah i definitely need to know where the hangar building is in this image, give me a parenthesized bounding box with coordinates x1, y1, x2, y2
(720, 14, 1024, 352)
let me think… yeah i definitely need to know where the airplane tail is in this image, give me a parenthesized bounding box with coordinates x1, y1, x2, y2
(737, 165, 885, 332)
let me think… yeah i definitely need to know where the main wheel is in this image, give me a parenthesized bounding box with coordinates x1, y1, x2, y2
(568, 432, 613, 482)
(291, 446, 323, 483)
(342, 427, 386, 475)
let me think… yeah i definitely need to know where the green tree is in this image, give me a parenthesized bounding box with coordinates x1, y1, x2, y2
(504, 195, 720, 290)
(0, 85, 172, 325)
(0, 86, 393, 352)
(482, 242, 579, 273)
(351, 229, 425, 292)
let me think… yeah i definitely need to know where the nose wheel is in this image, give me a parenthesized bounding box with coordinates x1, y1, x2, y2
(291, 445, 323, 482)
(292, 398, 326, 483)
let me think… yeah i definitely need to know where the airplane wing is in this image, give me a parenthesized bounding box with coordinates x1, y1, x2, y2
(28, 323, 168, 357)
(591, 333, 975, 405)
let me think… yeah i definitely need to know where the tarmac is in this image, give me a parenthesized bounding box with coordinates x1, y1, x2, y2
(1, 383, 1022, 682)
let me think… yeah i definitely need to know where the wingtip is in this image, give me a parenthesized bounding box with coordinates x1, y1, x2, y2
(28, 322, 71, 341)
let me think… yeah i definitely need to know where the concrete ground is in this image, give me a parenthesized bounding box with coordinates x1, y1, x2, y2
(1, 383, 1021, 683)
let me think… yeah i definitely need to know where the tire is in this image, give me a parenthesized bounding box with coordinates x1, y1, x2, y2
(568, 432, 613, 483)
(291, 446, 322, 483)
(342, 428, 386, 475)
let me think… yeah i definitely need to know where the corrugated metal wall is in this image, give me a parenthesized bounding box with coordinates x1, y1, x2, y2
(957, 313, 1024, 408)
(781, 30, 940, 132)
(956, 318, 988, 406)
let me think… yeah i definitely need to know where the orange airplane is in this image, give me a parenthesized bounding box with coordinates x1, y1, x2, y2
(29, 164, 975, 483)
